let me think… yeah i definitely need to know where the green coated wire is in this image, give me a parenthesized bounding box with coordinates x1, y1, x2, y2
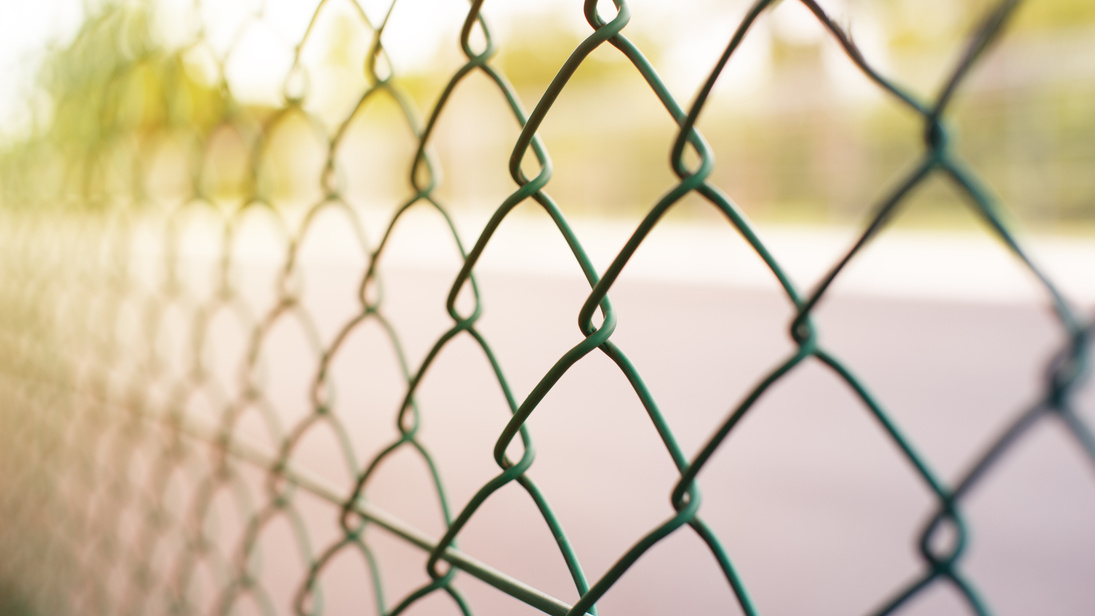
(0, 0, 1092, 615)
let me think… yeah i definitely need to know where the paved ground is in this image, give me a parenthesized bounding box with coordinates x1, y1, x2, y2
(160, 217, 1095, 615)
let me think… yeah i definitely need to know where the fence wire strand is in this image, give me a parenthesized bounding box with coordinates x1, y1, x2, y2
(1, 0, 1093, 615)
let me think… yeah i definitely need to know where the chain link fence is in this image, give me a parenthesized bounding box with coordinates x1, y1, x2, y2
(1, 0, 1093, 614)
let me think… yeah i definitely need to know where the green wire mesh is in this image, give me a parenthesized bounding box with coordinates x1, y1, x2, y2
(1, 0, 1093, 615)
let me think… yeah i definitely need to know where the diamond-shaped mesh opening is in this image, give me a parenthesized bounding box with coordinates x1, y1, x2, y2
(1, 1, 1093, 615)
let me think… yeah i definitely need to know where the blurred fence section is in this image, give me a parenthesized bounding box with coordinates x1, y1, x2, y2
(1, 0, 1094, 615)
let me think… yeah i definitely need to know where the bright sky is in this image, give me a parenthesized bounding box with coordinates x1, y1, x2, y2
(0, 0, 84, 138)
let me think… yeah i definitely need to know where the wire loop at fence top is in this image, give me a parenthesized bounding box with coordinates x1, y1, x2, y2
(0, 0, 1093, 615)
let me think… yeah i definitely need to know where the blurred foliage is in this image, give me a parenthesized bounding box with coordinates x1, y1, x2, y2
(884, 0, 1095, 48)
(1, 0, 1092, 230)
(1, 4, 227, 210)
